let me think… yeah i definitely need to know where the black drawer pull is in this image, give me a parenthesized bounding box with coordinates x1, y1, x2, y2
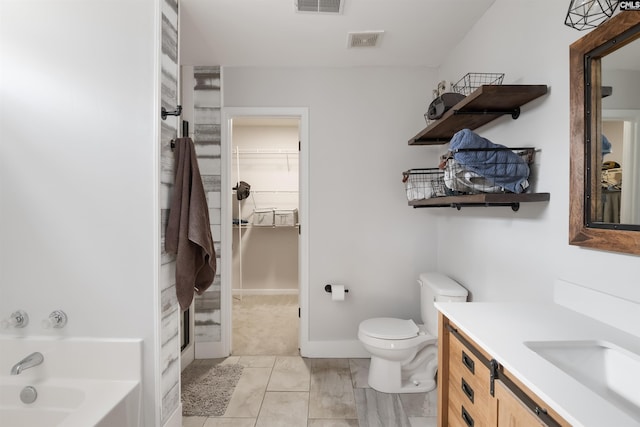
(461, 378, 474, 403)
(462, 350, 475, 374)
(461, 406, 474, 427)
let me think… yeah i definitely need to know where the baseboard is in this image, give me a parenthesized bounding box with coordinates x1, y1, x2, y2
(301, 339, 369, 358)
(163, 403, 182, 427)
(232, 288, 299, 296)
(195, 341, 227, 359)
(180, 342, 195, 372)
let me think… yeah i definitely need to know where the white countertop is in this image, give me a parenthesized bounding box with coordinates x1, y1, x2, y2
(435, 302, 640, 427)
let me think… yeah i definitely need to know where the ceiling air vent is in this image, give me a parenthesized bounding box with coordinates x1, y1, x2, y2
(295, 0, 343, 14)
(347, 31, 384, 48)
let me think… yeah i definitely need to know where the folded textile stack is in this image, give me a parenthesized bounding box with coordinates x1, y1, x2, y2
(443, 129, 531, 194)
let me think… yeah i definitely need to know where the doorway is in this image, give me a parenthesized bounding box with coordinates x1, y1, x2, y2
(602, 110, 640, 225)
(221, 107, 309, 357)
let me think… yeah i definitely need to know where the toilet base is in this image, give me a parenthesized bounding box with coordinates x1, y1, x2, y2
(367, 355, 437, 394)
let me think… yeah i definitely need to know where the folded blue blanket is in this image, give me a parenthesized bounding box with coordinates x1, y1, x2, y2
(449, 129, 530, 193)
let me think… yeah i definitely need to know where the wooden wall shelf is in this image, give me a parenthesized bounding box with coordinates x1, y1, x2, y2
(405, 84, 550, 210)
(409, 85, 548, 145)
(409, 192, 550, 211)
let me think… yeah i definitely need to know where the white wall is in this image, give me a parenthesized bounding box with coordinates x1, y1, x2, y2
(0, 1, 160, 426)
(224, 4, 640, 349)
(603, 69, 640, 110)
(224, 67, 441, 344)
(436, 0, 640, 304)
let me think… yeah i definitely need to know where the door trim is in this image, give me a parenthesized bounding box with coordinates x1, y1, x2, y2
(221, 107, 309, 356)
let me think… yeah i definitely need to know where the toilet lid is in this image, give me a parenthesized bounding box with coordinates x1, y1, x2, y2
(359, 318, 419, 339)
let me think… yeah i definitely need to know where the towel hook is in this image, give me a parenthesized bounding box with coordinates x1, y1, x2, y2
(169, 120, 190, 152)
(161, 105, 182, 120)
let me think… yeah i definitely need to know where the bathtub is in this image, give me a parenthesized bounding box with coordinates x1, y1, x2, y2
(0, 336, 142, 427)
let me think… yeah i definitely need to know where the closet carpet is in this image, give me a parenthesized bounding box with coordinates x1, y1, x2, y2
(232, 294, 299, 356)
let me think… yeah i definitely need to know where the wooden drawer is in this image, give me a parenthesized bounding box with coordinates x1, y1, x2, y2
(447, 329, 495, 426)
(448, 384, 487, 427)
(448, 371, 493, 425)
(449, 334, 491, 391)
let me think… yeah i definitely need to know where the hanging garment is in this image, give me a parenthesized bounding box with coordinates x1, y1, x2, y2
(166, 137, 217, 312)
(234, 181, 251, 200)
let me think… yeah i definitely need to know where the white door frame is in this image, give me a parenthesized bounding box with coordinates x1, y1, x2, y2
(603, 109, 640, 224)
(221, 107, 310, 357)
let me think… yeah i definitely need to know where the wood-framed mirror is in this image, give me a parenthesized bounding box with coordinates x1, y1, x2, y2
(569, 11, 640, 255)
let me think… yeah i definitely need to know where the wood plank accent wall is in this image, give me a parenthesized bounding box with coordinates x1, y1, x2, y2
(192, 66, 223, 346)
(158, 12, 222, 422)
(159, 0, 180, 423)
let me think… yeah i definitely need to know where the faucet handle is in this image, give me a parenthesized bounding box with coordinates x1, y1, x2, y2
(41, 310, 68, 329)
(1, 310, 29, 329)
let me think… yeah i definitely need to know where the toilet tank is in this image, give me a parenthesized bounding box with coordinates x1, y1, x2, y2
(419, 272, 468, 336)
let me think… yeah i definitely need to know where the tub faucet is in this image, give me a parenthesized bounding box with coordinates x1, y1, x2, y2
(10, 352, 44, 375)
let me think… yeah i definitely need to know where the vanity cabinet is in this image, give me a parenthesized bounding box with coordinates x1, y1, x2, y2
(438, 313, 571, 427)
(495, 380, 546, 427)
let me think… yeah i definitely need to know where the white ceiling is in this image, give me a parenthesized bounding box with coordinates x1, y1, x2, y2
(179, 0, 496, 67)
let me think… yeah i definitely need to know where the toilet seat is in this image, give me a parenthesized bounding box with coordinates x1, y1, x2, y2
(359, 318, 419, 339)
(358, 317, 435, 351)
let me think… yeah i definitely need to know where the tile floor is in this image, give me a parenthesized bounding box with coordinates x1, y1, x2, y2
(182, 295, 438, 427)
(182, 355, 438, 427)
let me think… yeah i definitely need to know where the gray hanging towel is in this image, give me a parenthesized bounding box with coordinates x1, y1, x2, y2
(166, 137, 217, 312)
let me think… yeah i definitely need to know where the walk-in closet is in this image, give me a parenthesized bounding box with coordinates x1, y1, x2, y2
(231, 117, 300, 356)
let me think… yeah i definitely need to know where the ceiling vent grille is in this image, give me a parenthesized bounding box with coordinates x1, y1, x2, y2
(347, 31, 384, 48)
(295, 0, 343, 14)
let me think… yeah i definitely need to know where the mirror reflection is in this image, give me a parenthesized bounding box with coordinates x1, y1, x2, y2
(569, 12, 640, 255)
(591, 33, 640, 227)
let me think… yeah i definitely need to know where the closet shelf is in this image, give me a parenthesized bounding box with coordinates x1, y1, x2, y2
(233, 149, 298, 155)
(233, 224, 299, 229)
(243, 190, 298, 194)
(409, 85, 548, 145)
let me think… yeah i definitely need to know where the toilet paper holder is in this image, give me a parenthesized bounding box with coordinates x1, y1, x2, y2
(325, 284, 349, 294)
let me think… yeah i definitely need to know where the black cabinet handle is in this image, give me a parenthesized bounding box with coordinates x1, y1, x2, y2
(461, 378, 474, 403)
(461, 406, 475, 427)
(462, 350, 475, 374)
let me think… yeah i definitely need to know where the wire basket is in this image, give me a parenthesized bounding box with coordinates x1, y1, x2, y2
(452, 73, 505, 96)
(402, 168, 448, 201)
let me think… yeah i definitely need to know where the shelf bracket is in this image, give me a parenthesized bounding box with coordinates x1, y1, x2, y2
(453, 107, 521, 120)
(447, 202, 520, 211)
(161, 105, 182, 120)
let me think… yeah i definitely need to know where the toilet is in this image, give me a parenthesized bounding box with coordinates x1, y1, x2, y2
(358, 272, 468, 393)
